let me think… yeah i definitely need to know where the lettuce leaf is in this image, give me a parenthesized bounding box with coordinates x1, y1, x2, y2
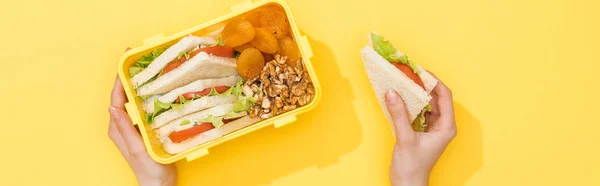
(231, 79, 244, 96)
(370, 32, 420, 74)
(180, 119, 191, 126)
(138, 95, 153, 100)
(217, 36, 224, 46)
(150, 98, 171, 121)
(177, 50, 191, 60)
(129, 47, 168, 78)
(203, 114, 225, 128)
(412, 104, 432, 132)
(129, 66, 145, 77)
(233, 97, 256, 113)
(179, 95, 190, 104)
(145, 80, 247, 124)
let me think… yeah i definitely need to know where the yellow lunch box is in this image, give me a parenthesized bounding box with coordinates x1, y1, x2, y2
(116, 0, 321, 164)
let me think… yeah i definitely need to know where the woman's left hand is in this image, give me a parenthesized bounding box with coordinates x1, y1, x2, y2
(108, 76, 177, 186)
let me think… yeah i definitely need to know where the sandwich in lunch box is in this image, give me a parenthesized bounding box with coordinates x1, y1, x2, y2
(360, 32, 438, 132)
(128, 35, 261, 154)
(125, 4, 316, 155)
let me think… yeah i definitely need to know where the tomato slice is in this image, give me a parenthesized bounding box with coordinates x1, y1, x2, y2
(161, 46, 234, 75)
(392, 63, 425, 90)
(174, 86, 231, 103)
(191, 46, 234, 58)
(168, 119, 235, 143)
(169, 123, 215, 143)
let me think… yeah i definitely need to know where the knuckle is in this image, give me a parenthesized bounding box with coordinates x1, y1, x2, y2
(447, 127, 457, 139)
(108, 129, 118, 141)
(130, 150, 147, 160)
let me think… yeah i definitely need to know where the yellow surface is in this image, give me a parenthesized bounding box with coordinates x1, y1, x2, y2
(0, 0, 598, 185)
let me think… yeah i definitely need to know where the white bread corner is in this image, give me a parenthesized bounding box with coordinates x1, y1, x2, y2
(143, 75, 240, 113)
(360, 46, 432, 124)
(150, 95, 238, 129)
(131, 36, 216, 88)
(417, 66, 437, 93)
(161, 116, 262, 155)
(136, 52, 237, 96)
(155, 104, 234, 139)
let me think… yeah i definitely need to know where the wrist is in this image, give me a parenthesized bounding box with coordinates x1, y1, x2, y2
(396, 176, 428, 186)
(390, 169, 429, 186)
(137, 175, 176, 186)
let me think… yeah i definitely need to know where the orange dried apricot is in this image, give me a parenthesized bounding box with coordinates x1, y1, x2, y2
(237, 48, 265, 79)
(222, 19, 256, 47)
(245, 10, 262, 27)
(251, 27, 279, 54)
(277, 36, 300, 66)
(259, 5, 289, 39)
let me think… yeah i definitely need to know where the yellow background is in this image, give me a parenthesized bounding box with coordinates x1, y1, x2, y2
(0, 0, 598, 185)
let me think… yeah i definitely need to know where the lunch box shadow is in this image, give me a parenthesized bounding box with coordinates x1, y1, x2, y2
(175, 38, 362, 186)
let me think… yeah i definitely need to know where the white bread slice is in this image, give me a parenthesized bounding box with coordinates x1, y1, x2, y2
(155, 104, 235, 139)
(136, 52, 237, 96)
(150, 95, 237, 129)
(161, 116, 261, 154)
(131, 36, 216, 88)
(143, 75, 241, 113)
(367, 33, 437, 93)
(360, 46, 434, 124)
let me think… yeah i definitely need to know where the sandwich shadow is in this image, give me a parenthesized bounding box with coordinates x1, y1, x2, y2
(175, 37, 362, 186)
(429, 102, 484, 186)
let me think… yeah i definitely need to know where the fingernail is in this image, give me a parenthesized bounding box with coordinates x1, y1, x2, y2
(109, 106, 120, 119)
(386, 90, 399, 104)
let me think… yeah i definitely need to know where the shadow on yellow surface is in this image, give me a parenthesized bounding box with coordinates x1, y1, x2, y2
(176, 37, 363, 185)
(430, 103, 483, 186)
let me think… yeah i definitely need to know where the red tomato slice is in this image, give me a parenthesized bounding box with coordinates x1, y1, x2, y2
(174, 86, 230, 103)
(161, 46, 234, 75)
(168, 119, 236, 143)
(169, 123, 215, 143)
(191, 46, 234, 58)
(392, 63, 426, 90)
(162, 58, 186, 75)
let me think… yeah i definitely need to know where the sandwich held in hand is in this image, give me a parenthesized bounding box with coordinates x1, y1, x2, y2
(127, 5, 315, 155)
(360, 32, 438, 132)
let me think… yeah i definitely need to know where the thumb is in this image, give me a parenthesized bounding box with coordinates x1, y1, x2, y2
(385, 90, 415, 142)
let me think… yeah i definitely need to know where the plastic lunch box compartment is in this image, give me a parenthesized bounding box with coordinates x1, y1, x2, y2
(116, 0, 321, 164)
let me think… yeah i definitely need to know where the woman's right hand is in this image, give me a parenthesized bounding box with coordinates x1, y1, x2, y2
(386, 77, 457, 186)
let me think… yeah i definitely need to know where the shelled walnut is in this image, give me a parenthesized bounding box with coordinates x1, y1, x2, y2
(246, 55, 314, 119)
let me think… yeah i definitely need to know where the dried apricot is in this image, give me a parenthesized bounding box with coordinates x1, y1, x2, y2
(245, 10, 262, 27)
(222, 19, 256, 47)
(233, 42, 254, 53)
(237, 48, 265, 79)
(251, 27, 279, 54)
(278, 36, 300, 66)
(259, 5, 289, 39)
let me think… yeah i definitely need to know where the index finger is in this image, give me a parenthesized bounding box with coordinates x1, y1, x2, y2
(111, 75, 128, 109)
(432, 79, 456, 131)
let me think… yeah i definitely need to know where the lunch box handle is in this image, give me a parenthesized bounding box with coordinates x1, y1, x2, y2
(124, 102, 142, 126)
(143, 33, 166, 47)
(273, 115, 297, 128)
